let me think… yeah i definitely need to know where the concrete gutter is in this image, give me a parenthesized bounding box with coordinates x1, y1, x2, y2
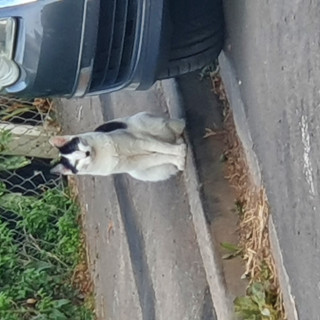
(159, 79, 234, 320)
(219, 51, 299, 320)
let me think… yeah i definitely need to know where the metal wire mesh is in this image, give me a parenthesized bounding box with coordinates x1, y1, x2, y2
(0, 96, 60, 158)
(0, 97, 95, 320)
(0, 96, 63, 229)
(0, 96, 59, 159)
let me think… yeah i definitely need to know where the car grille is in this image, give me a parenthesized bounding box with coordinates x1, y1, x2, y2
(90, 0, 138, 91)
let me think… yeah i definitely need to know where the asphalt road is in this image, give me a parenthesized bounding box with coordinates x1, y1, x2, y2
(221, 1, 320, 318)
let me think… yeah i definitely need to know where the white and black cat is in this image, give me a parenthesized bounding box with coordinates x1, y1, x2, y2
(50, 112, 187, 182)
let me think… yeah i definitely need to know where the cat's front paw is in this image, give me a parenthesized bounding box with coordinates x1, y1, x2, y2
(176, 155, 186, 171)
(177, 143, 187, 158)
(176, 137, 184, 144)
(175, 144, 186, 171)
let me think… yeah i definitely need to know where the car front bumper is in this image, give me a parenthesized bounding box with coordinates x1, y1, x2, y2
(1, 0, 168, 98)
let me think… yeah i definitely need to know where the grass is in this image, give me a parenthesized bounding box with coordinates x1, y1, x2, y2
(0, 186, 95, 320)
(0, 128, 95, 320)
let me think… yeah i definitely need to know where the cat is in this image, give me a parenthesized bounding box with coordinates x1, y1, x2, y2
(49, 112, 187, 182)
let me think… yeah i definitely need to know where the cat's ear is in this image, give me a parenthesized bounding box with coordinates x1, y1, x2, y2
(50, 163, 73, 175)
(49, 136, 72, 148)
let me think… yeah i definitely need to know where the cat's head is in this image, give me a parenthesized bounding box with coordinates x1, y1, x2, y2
(49, 135, 93, 175)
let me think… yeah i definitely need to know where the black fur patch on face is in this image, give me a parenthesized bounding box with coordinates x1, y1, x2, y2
(58, 137, 80, 155)
(94, 121, 127, 133)
(60, 157, 78, 174)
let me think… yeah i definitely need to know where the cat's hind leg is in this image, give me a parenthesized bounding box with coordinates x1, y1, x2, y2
(128, 113, 185, 143)
(134, 138, 187, 157)
(122, 153, 185, 172)
(129, 164, 179, 182)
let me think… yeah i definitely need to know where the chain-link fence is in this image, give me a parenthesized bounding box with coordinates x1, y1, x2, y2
(0, 97, 94, 319)
(0, 96, 61, 195)
(0, 96, 64, 244)
(0, 95, 62, 233)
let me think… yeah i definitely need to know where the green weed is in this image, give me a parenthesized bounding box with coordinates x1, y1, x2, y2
(0, 129, 31, 170)
(220, 242, 243, 260)
(234, 280, 280, 320)
(0, 185, 95, 320)
(199, 60, 219, 80)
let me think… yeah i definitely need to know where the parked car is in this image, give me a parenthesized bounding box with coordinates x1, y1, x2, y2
(0, 0, 224, 98)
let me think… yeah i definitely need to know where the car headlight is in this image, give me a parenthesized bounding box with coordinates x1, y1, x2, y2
(0, 1, 37, 10)
(0, 18, 19, 90)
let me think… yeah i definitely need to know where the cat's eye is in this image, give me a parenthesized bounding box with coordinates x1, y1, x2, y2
(85, 151, 90, 157)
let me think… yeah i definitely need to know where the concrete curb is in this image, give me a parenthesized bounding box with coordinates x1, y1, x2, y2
(269, 216, 299, 320)
(219, 51, 299, 320)
(158, 79, 234, 320)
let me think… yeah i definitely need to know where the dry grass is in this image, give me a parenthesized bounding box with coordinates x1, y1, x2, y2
(211, 74, 286, 319)
(0, 96, 61, 131)
(0, 96, 52, 117)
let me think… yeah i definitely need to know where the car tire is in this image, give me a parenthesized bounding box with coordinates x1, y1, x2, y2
(158, 0, 225, 79)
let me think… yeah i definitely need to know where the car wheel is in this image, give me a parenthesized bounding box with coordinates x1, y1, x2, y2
(158, 0, 225, 79)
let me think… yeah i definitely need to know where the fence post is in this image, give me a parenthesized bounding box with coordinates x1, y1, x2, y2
(0, 122, 59, 159)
